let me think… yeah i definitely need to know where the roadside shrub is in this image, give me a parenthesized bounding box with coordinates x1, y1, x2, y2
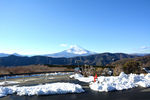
(113, 65, 123, 76)
(123, 61, 141, 74)
(95, 68, 104, 76)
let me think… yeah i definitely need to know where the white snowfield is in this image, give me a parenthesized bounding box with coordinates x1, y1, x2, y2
(0, 83, 84, 98)
(71, 72, 150, 92)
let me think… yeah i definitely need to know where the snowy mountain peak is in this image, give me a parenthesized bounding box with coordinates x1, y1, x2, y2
(66, 45, 88, 54)
(44, 45, 96, 58)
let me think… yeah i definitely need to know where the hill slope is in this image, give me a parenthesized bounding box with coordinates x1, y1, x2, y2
(110, 55, 150, 68)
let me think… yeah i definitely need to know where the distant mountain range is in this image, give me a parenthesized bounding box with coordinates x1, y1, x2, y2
(130, 53, 150, 56)
(0, 53, 22, 57)
(0, 45, 96, 58)
(0, 46, 149, 67)
(0, 46, 149, 58)
(0, 53, 138, 67)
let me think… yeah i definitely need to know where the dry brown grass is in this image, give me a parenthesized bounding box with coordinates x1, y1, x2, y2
(0, 65, 74, 75)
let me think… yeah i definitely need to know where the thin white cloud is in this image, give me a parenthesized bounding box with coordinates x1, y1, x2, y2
(139, 46, 150, 52)
(70, 45, 78, 48)
(60, 44, 68, 47)
(60, 44, 81, 49)
(140, 46, 150, 50)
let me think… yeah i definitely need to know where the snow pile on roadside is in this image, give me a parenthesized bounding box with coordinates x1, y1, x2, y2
(0, 83, 84, 97)
(0, 86, 15, 97)
(70, 73, 150, 92)
(70, 74, 94, 83)
(90, 72, 150, 92)
(0, 81, 20, 85)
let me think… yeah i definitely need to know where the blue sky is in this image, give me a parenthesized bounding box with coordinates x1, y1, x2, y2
(0, 0, 150, 55)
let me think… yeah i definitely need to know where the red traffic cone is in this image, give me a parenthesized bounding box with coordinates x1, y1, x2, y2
(94, 73, 97, 82)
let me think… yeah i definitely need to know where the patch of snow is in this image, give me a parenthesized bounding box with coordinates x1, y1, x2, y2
(46, 72, 73, 76)
(0, 81, 20, 85)
(145, 73, 150, 79)
(0, 83, 84, 98)
(70, 73, 83, 79)
(70, 74, 94, 83)
(0, 86, 15, 97)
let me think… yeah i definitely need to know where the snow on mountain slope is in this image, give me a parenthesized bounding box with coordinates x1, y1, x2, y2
(45, 45, 96, 58)
(66, 45, 88, 54)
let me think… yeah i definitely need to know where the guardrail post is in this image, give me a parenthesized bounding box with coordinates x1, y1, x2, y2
(23, 75, 25, 82)
(4, 76, 7, 85)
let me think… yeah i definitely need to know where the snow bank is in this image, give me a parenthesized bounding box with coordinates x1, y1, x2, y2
(0, 86, 15, 97)
(90, 72, 150, 92)
(0, 81, 20, 85)
(0, 83, 84, 98)
(70, 74, 94, 83)
(70, 73, 150, 92)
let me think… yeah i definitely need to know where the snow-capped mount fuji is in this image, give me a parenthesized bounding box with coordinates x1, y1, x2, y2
(66, 45, 93, 55)
(44, 45, 96, 58)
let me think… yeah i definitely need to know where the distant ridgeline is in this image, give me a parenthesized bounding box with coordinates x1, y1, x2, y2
(0, 53, 137, 67)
